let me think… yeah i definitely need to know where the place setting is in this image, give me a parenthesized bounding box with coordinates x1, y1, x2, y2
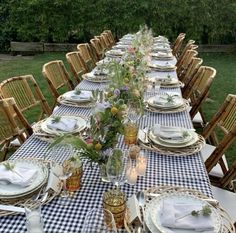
(149, 51, 175, 61)
(148, 61, 177, 72)
(57, 89, 95, 108)
(105, 48, 125, 58)
(82, 66, 110, 83)
(144, 92, 189, 113)
(32, 114, 87, 142)
(125, 186, 234, 233)
(138, 124, 205, 156)
(0, 158, 61, 216)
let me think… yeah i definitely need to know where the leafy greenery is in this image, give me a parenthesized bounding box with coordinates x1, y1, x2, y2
(1, 0, 236, 50)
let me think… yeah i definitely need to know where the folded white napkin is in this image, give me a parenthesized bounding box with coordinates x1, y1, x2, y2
(152, 96, 169, 105)
(0, 164, 38, 187)
(47, 117, 77, 132)
(70, 90, 92, 100)
(160, 199, 214, 231)
(153, 124, 184, 140)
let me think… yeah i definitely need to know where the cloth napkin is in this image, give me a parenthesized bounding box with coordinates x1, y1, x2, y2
(47, 117, 77, 132)
(153, 124, 185, 140)
(160, 199, 214, 231)
(70, 90, 92, 100)
(0, 164, 38, 187)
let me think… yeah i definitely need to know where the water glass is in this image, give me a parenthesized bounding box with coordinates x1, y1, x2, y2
(103, 190, 126, 229)
(25, 202, 44, 233)
(124, 121, 138, 145)
(82, 208, 117, 233)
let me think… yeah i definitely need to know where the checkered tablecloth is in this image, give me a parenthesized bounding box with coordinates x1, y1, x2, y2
(0, 63, 213, 233)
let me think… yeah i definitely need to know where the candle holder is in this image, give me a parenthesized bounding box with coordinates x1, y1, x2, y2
(129, 145, 140, 160)
(126, 158, 138, 185)
(103, 189, 126, 229)
(136, 151, 147, 176)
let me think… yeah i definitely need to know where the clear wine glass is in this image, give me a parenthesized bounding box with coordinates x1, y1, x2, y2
(106, 150, 128, 188)
(82, 208, 117, 233)
(48, 143, 73, 205)
(127, 100, 142, 123)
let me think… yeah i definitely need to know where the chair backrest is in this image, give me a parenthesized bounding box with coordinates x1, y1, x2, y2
(202, 94, 236, 184)
(177, 49, 198, 78)
(101, 33, 112, 49)
(187, 66, 216, 119)
(176, 40, 196, 67)
(90, 38, 105, 60)
(87, 43, 100, 63)
(0, 75, 52, 122)
(0, 98, 32, 161)
(42, 60, 73, 107)
(95, 36, 107, 52)
(103, 30, 116, 46)
(181, 57, 203, 87)
(172, 33, 186, 57)
(77, 43, 95, 71)
(66, 51, 86, 84)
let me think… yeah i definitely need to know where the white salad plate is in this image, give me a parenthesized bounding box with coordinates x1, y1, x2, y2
(145, 192, 221, 233)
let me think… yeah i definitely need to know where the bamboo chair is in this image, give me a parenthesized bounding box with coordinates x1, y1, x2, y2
(95, 36, 108, 52)
(0, 98, 32, 161)
(90, 38, 105, 60)
(201, 94, 236, 182)
(172, 33, 186, 58)
(176, 40, 197, 68)
(87, 43, 100, 63)
(184, 66, 216, 121)
(0, 75, 52, 122)
(103, 30, 116, 46)
(177, 49, 198, 80)
(101, 33, 112, 49)
(42, 60, 74, 108)
(66, 51, 87, 84)
(212, 162, 236, 226)
(77, 43, 96, 72)
(181, 57, 203, 88)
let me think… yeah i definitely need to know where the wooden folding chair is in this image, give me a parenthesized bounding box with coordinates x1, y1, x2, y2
(177, 49, 198, 80)
(0, 75, 52, 123)
(42, 60, 74, 108)
(66, 51, 87, 84)
(181, 57, 203, 88)
(87, 43, 100, 63)
(176, 40, 197, 68)
(101, 33, 112, 49)
(77, 43, 96, 72)
(184, 66, 216, 122)
(200, 94, 236, 182)
(95, 35, 108, 52)
(172, 33, 186, 58)
(211, 161, 236, 227)
(0, 98, 32, 161)
(102, 30, 116, 46)
(90, 38, 105, 60)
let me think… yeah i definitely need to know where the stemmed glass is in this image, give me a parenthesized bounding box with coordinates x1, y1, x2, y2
(81, 208, 117, 233)
(106, 149, 128, 188)
(48, 143, 74, 205)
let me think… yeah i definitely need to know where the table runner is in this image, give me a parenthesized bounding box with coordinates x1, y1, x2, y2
(0, 48, 212, 233)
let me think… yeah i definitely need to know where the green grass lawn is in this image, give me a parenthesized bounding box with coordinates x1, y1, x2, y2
(0, 52, 235, 165)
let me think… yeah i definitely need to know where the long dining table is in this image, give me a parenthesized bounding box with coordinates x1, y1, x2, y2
(0, 36, 213, 233)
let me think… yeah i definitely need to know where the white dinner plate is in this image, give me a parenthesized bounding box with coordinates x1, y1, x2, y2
(62, 90, 93, 103)
(147, 95, 184, 109)
(149, 130, 199, 148)
(0, 159, 48, 198)
(145, 192, 221, 233)
(82, 73, 109, 83)
(41, 115, 87, 135)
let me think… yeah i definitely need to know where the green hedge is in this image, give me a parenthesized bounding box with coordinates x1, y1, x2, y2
(1, 0, 236, 51)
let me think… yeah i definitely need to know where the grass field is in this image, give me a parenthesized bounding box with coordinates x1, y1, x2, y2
(0, 52, 235, 165)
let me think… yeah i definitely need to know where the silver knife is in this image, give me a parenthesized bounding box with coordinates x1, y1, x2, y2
(0, 204, 25, 213)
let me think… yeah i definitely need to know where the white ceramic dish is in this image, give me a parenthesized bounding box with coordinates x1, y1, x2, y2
(145, 192, 221, 233)
(0, 159, 48, 198)
(41, 115, 87, 135)
(62, 90, 93, 103)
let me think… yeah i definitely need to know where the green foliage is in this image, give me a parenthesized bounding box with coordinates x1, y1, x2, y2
(1, 0, 236, 50)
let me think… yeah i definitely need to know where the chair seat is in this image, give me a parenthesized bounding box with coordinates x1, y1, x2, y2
(193, 111, 203, 123)
(201, 144, 228, 178)
(212, 185, 236, 222)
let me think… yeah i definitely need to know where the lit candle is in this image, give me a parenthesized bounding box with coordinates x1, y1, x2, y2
(136, 154, 147, 176)
(126, 167, 138, 185)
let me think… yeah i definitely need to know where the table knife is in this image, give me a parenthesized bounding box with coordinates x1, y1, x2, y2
(0, 204, 25, 213)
